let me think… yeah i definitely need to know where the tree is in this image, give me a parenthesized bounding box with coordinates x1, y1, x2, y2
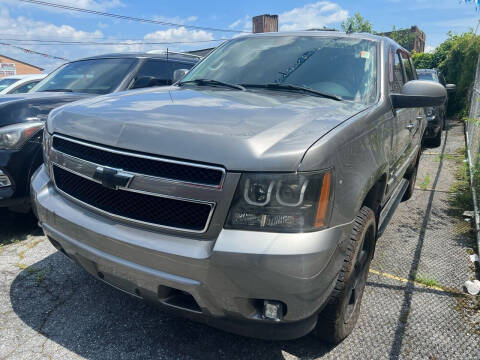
(341, 13, 373, 33)
(411, 51, 436, 69)
(412, 31, 480, 116)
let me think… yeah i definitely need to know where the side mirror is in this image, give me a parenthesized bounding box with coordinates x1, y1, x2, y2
(390, 80, 447, 109)
(132, 76, 156, 89)
(446, 84, 457, 93)
(173, 69, 189, 83)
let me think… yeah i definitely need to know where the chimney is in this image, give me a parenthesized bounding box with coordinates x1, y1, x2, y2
(252, 14, 278, 33)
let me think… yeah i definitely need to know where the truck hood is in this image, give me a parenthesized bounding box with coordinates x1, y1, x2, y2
(0, 92, 93, 127)
(49, 86, 368, 171)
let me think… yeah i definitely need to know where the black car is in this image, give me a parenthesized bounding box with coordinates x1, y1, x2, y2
(0, 52, 199, 212)
(417, 68, 456, 147)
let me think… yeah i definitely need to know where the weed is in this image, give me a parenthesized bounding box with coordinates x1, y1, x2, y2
(420, 173, 431, 190)
(16, 263, 28, 270)
(414, 275, 442, 288)
(35, 271, 45, 286)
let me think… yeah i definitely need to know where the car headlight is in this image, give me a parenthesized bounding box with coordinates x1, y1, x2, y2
(225, 170, 333, 232)
(0, 122, 44, 150)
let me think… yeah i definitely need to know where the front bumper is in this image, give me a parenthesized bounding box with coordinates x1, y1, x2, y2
(32, 165, 351, 340)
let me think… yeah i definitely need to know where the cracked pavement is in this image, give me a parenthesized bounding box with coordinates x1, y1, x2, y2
(0, 120, 479, 359)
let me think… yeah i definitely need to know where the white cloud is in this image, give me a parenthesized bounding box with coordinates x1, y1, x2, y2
(229, 2, 348, 33)
(424, 45, 436, 53)
(0, 7, 103, 40)
(144, 27, 214, 43)
(0, 5, 215, 71)
(229, 15, 250, 30)
(279, 1, 348, 31)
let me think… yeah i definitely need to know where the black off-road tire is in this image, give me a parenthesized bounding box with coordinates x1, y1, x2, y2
(314, 206, 376, 344)
(402, 150, 420, 202)
(429, 128, 442, 148)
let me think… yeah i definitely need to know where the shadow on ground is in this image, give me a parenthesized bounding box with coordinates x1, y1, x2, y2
(10, 252, 336, 360)
(0, 209, 42, 245)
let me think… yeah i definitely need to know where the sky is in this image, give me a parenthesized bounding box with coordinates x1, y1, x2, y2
(0, 0, 478, 72)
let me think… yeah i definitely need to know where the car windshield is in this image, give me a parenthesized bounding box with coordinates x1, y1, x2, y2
(31, 58, 137, 94)
(417, 72, 438, 82)
(181, 35, 378, 104)
(0, 78, 19, 91)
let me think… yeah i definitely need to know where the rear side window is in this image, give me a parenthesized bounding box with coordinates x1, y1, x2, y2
(133, 60, 193, 88)
(10, 80, 40, 94)
(389, 50, 404, 93)
(400, 52, 415, 82)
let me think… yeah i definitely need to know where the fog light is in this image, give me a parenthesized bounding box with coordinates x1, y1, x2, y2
(0, 170, 11, 188)
(263, 300, 284, 321)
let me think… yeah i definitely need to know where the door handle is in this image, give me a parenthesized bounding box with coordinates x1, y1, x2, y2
(406, 123, 416, 130)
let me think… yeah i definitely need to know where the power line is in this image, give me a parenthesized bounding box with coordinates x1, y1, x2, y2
(0, 37, 229, 45)
(19, 0, 250, 34)
(0, 42, 69, 61)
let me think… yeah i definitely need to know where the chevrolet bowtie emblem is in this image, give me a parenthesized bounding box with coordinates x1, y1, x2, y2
(93, 167, 134, 190)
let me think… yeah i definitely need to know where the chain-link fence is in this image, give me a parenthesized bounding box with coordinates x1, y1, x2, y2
(466, 54, 480, 257)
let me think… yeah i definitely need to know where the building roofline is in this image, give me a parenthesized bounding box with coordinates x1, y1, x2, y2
(0, 54, 44, 71)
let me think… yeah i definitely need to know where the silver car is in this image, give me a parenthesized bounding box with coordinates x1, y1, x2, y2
(32, 31, 446, 343)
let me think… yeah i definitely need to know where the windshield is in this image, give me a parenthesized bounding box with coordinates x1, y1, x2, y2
(417, 72, 438, 82)
(0, 78, 19, 91)
(181, 36, 378, 104)
(31, 58, 137, 94)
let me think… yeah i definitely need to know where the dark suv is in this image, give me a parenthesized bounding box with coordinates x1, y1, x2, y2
(417, 68, 456, 146)
(33, 32, 446, 343)
(0, 52, 198, 212)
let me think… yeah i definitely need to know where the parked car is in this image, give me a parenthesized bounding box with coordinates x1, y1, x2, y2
(417, 68, 456, 147)
(0, 74, 47, 95)
(0, 52, 199, 212)
(32, 32, 446, 343)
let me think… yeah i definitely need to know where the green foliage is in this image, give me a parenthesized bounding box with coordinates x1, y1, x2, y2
(411, 52, 436, 69)
(341, 13, 373, 33)
(438, 32, 480, 115)
(411, 32, 480, 116)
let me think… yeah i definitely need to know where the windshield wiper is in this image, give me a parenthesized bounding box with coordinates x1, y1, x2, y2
(40, 89, 73, 92)
(179, 79, 245, 91)
(240, 83, 342, 101)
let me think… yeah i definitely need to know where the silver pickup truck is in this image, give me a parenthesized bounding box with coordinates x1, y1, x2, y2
(32, 31, 446, 343)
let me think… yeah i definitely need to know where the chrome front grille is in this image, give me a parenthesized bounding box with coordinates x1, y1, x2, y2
(52, 135, 225, 188)
(49, 135, 233, 234)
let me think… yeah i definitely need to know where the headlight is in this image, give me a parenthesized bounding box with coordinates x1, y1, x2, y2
(0, 122, 44, 150)
(225, 170, 333, 232)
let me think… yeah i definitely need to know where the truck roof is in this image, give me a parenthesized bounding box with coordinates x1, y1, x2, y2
(72, 51, 200, 63)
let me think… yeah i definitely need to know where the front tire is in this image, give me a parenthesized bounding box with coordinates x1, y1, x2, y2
(314, 206, 376, 344)
(429, 128, 442, 148)
(402, 149, 420, 201)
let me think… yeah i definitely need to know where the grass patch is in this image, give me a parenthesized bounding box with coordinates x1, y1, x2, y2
(433, 153, 464, 162)
(419, 173, 431, 190)
(414, 275, 442, 288)
(15, 264, 47, 286)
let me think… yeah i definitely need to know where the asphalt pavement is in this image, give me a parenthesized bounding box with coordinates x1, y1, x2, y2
(0, 120, 478, 359)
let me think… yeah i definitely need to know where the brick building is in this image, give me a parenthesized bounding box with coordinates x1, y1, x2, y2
(0, 55, 43, 78)
(383, 26, 426, 53)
